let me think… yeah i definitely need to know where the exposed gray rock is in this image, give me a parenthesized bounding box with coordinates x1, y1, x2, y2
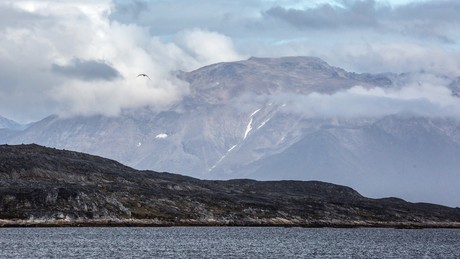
(1, 144, 459, 227)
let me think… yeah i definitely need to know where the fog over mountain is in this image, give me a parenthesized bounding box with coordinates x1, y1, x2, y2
(0, 116, 22, 130)
(2, 1, 460, 123)
(2, 56, 460, 207)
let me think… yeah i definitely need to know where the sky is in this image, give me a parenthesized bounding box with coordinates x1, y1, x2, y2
(1, 0, 460, 123)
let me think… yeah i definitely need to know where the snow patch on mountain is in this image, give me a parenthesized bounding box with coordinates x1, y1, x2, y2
(228, 144, 237, 152)
(155, 133, 168, 139)
(243, 108, 262, 140)
(250, 108, 261, 117)
(257, 118, 271, 129)
(243, 118, 253, 140)
(210, 144, 238, 172)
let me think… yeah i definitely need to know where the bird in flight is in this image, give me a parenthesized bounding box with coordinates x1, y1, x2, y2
(137, 73, 151, 80)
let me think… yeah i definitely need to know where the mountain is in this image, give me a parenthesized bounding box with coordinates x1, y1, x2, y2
(0, 115, 22, 130)
(1, 144, 459, 227)
(2, 56, 460, 207)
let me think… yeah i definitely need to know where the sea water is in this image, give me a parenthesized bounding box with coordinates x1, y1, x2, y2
(0, 227, 459, 258)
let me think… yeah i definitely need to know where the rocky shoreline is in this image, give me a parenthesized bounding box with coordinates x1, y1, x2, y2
(1, 144, 460, 229)
(2, 218, 460, 228)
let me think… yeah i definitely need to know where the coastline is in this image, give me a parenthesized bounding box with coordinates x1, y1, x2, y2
(2, 145, 460, 230)
(1, 218, 460, 229)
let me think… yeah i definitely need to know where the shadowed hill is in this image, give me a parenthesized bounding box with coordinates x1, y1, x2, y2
(1, 144, 459, 227)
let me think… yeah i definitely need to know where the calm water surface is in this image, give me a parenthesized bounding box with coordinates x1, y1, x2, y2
(0, 227, 459, 258)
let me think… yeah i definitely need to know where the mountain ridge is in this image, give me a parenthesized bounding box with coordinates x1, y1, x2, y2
(1, 144, 459, 228)
(178, 56, 393, 104)
(1, 56, 460, 207)
(0, 115, 23, 130)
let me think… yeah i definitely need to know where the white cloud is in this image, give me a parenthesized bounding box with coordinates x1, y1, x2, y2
(0, 0, 243, 122)
(175, 29, 245, 70)
(324, 42, 460, 76)
(2, 0, 460, 122)
(241, 33, 460, 76)
(264, 74, 460, 118)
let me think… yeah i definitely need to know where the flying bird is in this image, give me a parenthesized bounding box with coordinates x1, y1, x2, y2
(137, 73, 151, 80)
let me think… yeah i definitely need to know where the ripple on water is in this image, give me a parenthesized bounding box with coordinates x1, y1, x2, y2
(0, 227, 459, 258)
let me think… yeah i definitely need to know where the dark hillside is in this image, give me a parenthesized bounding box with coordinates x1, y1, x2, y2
(1, 144, 459, 227)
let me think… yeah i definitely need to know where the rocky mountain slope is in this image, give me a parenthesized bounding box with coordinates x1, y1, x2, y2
(1, 144, 459, 227)
(1, 56, 460, 207)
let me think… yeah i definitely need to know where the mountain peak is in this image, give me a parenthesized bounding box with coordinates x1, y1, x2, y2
(0, 115, 22, 130)
(247, 56, 328, 64)
(182, 56, 382, 103)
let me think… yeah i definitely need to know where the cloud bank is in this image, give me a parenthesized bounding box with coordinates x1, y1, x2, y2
(0, 0, 243, 122)
(273, 81, 460, 119)
(52, 58, 121, 82)
(110, 0, 460, 75)
(236, 72, 459, 119)
(1, 0, 460, 122)
(258, 0, 460, 76)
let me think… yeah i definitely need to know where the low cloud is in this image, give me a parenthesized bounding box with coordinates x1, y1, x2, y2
(264, 0, 460, 40)
(264, 1, 379, 30)
(53, 75, 189, 118)
(52, 58, 121, 81)
(250, 1, 460, 76)
(258, 74, 460, 119)
(2, 0, 460, 122)
(175, 29, 243, 69)
(0, 1, 244, 122)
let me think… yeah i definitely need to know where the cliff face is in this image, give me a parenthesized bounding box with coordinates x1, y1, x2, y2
(1, 144, 459, 227)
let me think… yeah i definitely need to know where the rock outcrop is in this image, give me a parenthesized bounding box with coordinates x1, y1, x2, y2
(1, 144, 459, 227)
